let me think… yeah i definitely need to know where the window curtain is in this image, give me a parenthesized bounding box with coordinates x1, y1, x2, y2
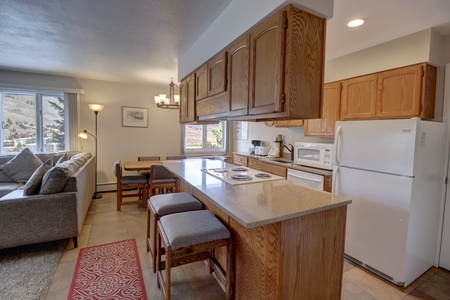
(64, 92, 80, 150)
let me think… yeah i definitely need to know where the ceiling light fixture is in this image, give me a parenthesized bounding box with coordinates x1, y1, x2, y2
(154, 78, 180, 109)
(347, 18, 365, 27)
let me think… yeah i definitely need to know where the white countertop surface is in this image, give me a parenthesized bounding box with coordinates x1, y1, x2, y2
(163, 159, 351, 228)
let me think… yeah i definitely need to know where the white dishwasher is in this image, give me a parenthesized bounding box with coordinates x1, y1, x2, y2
(287, 168, 324, 191)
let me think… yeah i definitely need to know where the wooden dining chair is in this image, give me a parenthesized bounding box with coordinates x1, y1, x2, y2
(138, 156, 161, 178)
(149, 164, 178, 197)
(165, 155, 186, 160)
(113, 160, 148, 211)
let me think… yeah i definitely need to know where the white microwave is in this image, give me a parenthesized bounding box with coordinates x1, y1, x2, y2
(294, 142, 333, 170)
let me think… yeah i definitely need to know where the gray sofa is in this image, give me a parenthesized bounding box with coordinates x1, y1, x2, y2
(0, 150, 95, 249)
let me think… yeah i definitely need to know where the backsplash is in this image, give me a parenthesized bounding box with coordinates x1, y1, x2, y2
(231, 121, 333, 157)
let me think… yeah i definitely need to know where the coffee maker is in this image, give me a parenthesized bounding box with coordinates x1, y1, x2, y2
(250, 140, 262, 154)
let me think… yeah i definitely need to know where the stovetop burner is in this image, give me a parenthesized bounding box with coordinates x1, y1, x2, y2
(230, 167, 249, 172)
(209, 168, 228, 173)
(200, 166, 284, 185)
(230, 174, 252, 181)
(254, 173, 272, 178)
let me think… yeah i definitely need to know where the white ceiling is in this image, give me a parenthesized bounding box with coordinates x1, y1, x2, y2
(1, 0, 450, 84)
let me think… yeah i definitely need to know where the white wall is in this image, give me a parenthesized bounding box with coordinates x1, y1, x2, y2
(77, 78, 182, 190)
(324, 29, 435, 83)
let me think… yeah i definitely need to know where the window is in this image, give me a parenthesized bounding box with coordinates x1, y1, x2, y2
(0, 90, 67, 154)
(183, 121, 227, 153)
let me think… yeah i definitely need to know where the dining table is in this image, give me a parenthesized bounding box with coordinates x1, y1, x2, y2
(123, 160, 161, 172)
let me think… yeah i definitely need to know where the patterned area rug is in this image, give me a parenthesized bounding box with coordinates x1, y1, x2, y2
(68, 239, 147, 300)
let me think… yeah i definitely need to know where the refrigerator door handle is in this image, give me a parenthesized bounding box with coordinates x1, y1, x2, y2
(335, 126, 342, 165)
(332, 166, 339, 195)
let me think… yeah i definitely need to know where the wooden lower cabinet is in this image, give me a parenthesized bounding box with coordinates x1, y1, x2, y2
(248, 157, 263, 170)
(180, 177, 347, 299)
(260, 162, 287, 178)
(231, 206, 346, 299)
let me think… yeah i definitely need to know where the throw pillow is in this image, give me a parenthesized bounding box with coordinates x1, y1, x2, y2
(56, 153, 68, 165)
(23, 159, 53, 196)
(1, 148, 42, 183)
(40, 165, 70, 195)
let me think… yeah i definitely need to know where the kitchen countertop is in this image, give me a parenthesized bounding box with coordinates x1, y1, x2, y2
(163, 159, 351, 228)
(233, 152, 333, 176)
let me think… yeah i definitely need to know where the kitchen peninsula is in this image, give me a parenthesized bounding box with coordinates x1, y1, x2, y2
(162, 159, 352, 299)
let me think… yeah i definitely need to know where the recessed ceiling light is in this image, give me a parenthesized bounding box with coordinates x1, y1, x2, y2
(347, 19, 365, 27)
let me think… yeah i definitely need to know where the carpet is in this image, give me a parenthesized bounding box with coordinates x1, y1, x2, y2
(68, 238, 147, 300)
(0, 239, 67, 300)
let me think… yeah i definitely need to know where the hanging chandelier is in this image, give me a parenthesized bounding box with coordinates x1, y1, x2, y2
(154, 78, 180, 109)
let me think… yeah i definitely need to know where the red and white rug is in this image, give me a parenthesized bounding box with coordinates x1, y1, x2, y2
(68, 239, 147, 300)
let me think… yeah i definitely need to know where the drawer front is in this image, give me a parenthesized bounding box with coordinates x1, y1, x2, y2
(248, 158, 262, 170)
(234, 155, 248, 166)
(261, 162, 287, 178)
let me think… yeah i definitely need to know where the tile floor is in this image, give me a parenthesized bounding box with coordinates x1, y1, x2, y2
(45, 192, 450, 300)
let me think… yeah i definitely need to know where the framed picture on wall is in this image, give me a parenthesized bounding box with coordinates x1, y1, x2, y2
(122, 106, 148, 128)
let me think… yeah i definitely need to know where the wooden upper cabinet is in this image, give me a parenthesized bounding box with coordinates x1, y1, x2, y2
(341, 63, 436, 120)
(305, 81, 341, 137)
(228, 36, 250, 117)
(179, 73, 196, 123)
(248, 5, 325, 120)
(196, 64, 208, 101)
(249, 10, 285, 116)
(341, 74, 377, 120)
(208, 51, 227, 97)
(377, 63, 435, 119)
(275, 120, 304, 127)
(196, 51, 229, 120)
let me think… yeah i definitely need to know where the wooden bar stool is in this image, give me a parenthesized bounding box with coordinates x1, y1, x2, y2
(147, 192, 203, 272)
(156, 210, 231, 300)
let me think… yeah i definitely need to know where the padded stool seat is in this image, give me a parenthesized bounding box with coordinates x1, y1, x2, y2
(147, 192, 202, 272)
(157, 210, 231, 300)
(160, 210, 230, 250)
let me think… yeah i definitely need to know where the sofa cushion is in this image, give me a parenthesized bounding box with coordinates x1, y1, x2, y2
(1, 148, 42, 183)
(23, 159, 53, 196)
(0, 170, 14, 183)
(40, 165, 70, 195)
(0, 183, 24, 197)
(70, 152, 92, 167)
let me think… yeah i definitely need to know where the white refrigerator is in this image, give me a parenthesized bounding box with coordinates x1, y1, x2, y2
(333, 118, 447, 287)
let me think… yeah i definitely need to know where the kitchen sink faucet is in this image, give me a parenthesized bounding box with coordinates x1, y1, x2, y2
(282, 144, 295, 161)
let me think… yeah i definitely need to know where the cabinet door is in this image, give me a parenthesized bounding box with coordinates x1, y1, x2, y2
(376, 64, 422, 118)
(341, 74, 377, 120)
(208, 51, 227, 97)
(228, 36, 250, 117)
(275, 120, 304, 127)
(305, 82, 341, 137)
(179, 74, 196, 123)
(179, 80, 187, 122)
(196, 64, 208, 101)
(249, 10, 286, 116)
